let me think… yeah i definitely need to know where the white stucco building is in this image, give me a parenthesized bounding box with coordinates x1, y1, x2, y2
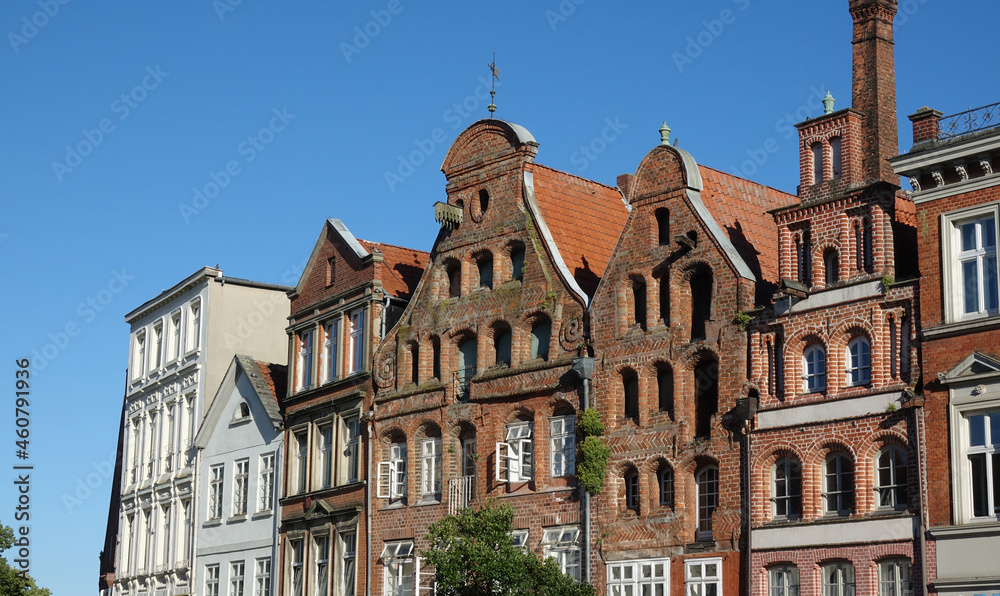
(194, 354, 285, 596)
(110, 267, 290, 596)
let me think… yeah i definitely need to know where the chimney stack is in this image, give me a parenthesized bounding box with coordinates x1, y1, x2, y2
(849, 0, 899, 185)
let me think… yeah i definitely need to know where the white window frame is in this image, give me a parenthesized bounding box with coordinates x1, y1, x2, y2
(823, 453, 854, 516)
(541, 526, 581, 581)
(132, 330, 146, 381)
(802, 344, 826, 393)
(151, 322, 163, 370)
(961, 407, 1000, 521)
(381, 541, 415, 596)
(289, 538, 304, 596)
(772, 458, 802, 520)
(233, 458, 249, 516)
(293, 430, 308, 494)
(324, 318, 340, 384)
(339, 530, 357, 596)
(510, 529, 529, 550)
(205, 563, 220, 596)
(420, 437, 442, 498)
(187, 300, 201, 354)
(259, 452, 275, 512)
(821, 561, 855, 596)
(768, 565, 799, 596)
(496, 422, 533, 483)
(209, 464, 224, 520)
(169, 310, 182, 362)
(158, 503, 170, 567)
(314, 534, 330, 596)
(378, 442, 407, 500)
(696, 466, 718, 541)
(845, 337, 871, 387)
(941, 204, 1000, 323)
(348, 308, 365, 374)
(684, 558, 722, 596)
(318, 422, 334, 489)
(297, 328, 315, 392)
(607, 558, 670, 596)
(341, 417, 361, 485)
(877, 558, 912, 596)
(231, 560, 246, 596)
(255, 557, 271, 596)
(550, 415, 576, 478)
(875, 445, 908, 510)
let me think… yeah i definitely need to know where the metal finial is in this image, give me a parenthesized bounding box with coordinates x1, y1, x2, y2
(659, 122, 671, 146)
(488, 53, 499, 117)
(822, 91, 836, 115)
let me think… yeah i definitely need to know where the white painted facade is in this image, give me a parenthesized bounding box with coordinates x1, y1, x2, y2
(111, 268, 290, 596)
(194, 355, 284, 596)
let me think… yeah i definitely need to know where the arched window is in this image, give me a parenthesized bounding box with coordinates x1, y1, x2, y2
(863, 219, 873, 274)
(655, 208, 670, 246)
(478, 189, 490, 214)
(409, 342, 419, 384)
(695, 361, 718, 439)
(878, 559, 912, 596)
(696, 466, 718, 541)
(824, 248, 840, 285)
(656, 364, 674, 417)
(772, 458, 802, 519)
(431, 336, 441, 380)
(631, 275, 647, 330)
(846, 337, 871, 386)
(420, 427, 442, 499)
(824, 453, 854, 515)
(477, 253, 493, 289)
(624, 470, 640, 513)
(796, 231, 812, 286)
(235, 401, 250, 420)
(493, 325, 511, 367)
(658, 465, 674, 508)
(830, 136, 842, 179)
(803, 344, 826, 393)
(889, 318, 898, 379)
(622, 370, 639, 424)
(655, 270, 669, 325)
(530, 319, 550, 361)
(822, 561, 855, 596)
(690, 269, 712, 341)
(812, 142, 824, 184)
(769, 565, 800, 596)
(446, 261, 462, 298)
(876, 446, 908, 509)
(456, 336, 477, 400)
(510, 244, 525, 282)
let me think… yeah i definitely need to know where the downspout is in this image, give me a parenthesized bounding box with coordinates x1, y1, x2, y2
(272, 437, 284, 596)
(572, 357, 595, 586)
(363, 408, 376, 596)
(914, 396, 929, 596)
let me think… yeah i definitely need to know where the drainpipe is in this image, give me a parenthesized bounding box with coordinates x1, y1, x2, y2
(361, 408, 376, 596)
(913, 393, 929, 596)
(571, 357, 595, 586)
(271, 438, 284, 596)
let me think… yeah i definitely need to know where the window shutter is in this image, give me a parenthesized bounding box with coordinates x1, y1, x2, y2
(495, 443, 509, 483)
(377, 461, 392, 498)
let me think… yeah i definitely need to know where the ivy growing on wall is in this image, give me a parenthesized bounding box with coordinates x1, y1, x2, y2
(576, 408, 610, 495)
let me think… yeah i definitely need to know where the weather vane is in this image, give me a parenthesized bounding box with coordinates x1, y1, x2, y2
(488, 52, 499, 117)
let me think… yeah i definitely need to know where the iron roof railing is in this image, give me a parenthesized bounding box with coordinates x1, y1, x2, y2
(939, 101, 1000, 139)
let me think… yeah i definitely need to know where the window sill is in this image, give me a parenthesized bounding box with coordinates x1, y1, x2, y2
(414, 496, 442, 507)
(924, 315, 1000, 339)
(229, 416, 252, 427)
(203, 519, 222, 528)
(252, 510, 273, 520)
(227, 514, 247, 523)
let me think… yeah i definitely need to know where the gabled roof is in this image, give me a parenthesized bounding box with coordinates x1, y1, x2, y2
(358, 240, 428, 300)
(697, 166, 799, 293)
(194, 355, 286, 447)
(941, 351, 1000, 384)
(527, 163, 630, 300)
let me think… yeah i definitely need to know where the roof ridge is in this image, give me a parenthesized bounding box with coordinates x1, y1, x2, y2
(357, 239, 430, 255)
(531, 162, 622, 193)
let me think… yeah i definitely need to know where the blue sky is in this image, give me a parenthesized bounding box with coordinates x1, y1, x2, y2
(1, 1, 997, 594)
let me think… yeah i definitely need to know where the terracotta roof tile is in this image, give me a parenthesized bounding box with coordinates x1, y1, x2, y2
(528, 163, 630, 299)
(359, 240, 429, 299)
(697, 166, 798, 299)
(254, 360, 287, 406)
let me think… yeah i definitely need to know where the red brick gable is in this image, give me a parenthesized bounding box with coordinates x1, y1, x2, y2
(528, 163, 629, 299)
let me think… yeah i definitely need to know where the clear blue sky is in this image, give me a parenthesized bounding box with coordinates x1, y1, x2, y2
(1, 1, 996, 593)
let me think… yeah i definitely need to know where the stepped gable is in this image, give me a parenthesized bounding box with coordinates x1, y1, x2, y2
(527, 162, 629, 299)
(697, 165, 798, 292)
(358, 240, 428, 299)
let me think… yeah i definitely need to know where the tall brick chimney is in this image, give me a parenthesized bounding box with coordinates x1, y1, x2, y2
(849, 0, 899, 185)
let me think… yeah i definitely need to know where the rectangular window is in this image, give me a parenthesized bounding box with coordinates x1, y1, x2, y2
(342, 417, 360, 484)
(822, 561, 855, 596)
(180, 499, 191, 564)
(152, 323, 163, 369)
(324, 319, 340, 383)
(297, 329, 314, 392)
(968, 410, 1000, 519)
(348, 309, 365, 374)
(379, 443, 407, 500)
(133, 331, 146, 380)
(231, 561, 246, 596)
(205, 564, 220, 596)
(608, 559, 669, 596)
(170, 311, 182, 361)
(944, 208, 1000, 322)
(255, 558, 271, 596)
(381, 541, 415, 596)
(319, 423, 334, 489)
(158, 504, 170, 567)
(294, 431, 308, 494)
(541, 526, 581, 581)
(315, 535, 330, 596)
(769, 565, 799, 596)
(147, 412, 158, 478)
(340, 531, 357, 596)
(188, 301, 201, 352)
(878, 559, 912, 596)
(233, 459, 249, 516)
(289, 539, 304, 596)
(550, 415, 576, 477)
(685, 558, 722, 596)
(421, 437, 442, 498)
(209, 464, 224, 519)
(511, 529, 529, 550)
(259, 453, 275, 512)
(164, 402, 176, 473)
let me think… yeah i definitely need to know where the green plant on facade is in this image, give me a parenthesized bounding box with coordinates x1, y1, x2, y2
(881, 274, 894, 291)
(733, 310, 752, 331)
(576, 408, 610, 495)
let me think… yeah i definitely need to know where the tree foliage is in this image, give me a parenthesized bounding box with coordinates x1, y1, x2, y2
(422, 500, 595, 596)
(0, 521, 50, 596)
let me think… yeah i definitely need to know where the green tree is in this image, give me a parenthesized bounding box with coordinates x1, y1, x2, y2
(422, 500, 594, 596)
(0, 521, 50, 596)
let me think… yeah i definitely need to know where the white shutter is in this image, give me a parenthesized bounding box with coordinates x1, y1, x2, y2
(495, 443, 509, 483)
(377, 461, 393, 498)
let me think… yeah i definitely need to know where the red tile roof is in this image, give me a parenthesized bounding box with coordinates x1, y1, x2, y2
(359, 240, 429, 299)
(254, 360, 287, 405)
(529, 163, 630, 299)
(697, 166, 799, 296)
